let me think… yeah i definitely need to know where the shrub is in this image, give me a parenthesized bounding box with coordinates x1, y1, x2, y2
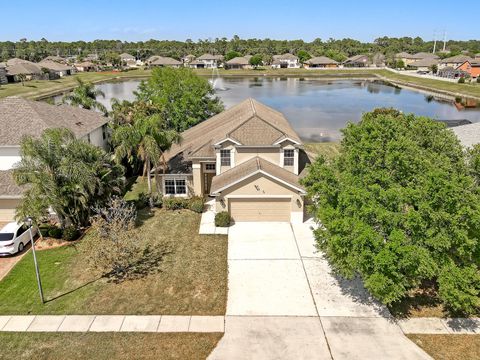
(63, 226, 80, 241)
(48, 227, 63, 239)
(135, 192, 149, 209)
(163, 197, 189, 210)
(458, 77, 465, 83)
(215, 211, 231, 227)
(189, 197, 205, 213)
(477, 77, 480, 83)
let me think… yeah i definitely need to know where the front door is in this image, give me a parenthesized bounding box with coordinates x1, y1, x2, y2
(204, 173, 214, 195)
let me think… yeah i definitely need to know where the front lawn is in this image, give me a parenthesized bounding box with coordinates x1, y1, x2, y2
(407, 334, 480, 360)
(0, 332, 222, 360)
(0, 209, 227, 315)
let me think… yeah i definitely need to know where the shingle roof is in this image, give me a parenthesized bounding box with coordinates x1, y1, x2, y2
(226, 56, 250, 65)
(0, 170, 23, 198)
(37, 60, 73, 72)
(210, 156, 304, 194)
(150, 56, 182, 66)
(344, 54, 369, 63)
(0, 97, 108, 146)
(395, 52, 415, 58)
(410, 58, 439, 67)
(273, 53, 299, 61)
(42, 56, 66, 63)
(6, 62, 42, 75)
(411, 52, 439, 60)
(452, 123, 480, 148)
(305, 56, 338, 65)
(440, 55, 474, 64)
(164, 98, 301, 162)
(120, 53, 135, 59)
(197, 54, 224, 61)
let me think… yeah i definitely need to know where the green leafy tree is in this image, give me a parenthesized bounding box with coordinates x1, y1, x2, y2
(62, 78, 107, 114)
(13, 128, 125, 228)
(395, 60, 405, 69)
(249, 54, 263, 68)
(302, 109, 480, 314)
(297, 50, 311, 63)
(430, 64, 438, 74)
(135, 67, 223, 132)
(17, 73, 27, 86)
(112, 113, 179, 194)
(225, 50, 241, 61)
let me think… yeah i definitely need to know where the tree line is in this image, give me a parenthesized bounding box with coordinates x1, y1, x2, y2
(1, 36, 479, 63)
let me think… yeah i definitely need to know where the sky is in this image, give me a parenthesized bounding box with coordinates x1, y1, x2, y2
(0, 0, 478, 42)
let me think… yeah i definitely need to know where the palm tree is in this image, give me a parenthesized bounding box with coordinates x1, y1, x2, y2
(13, 128, 124, 228)
(17, 73, 27, 86)
(112, 114, 180, 194)
(62, 78, 107, 114)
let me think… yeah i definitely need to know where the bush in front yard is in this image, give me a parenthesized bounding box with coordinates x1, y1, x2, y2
(163, 197, 189, 210)
(458, 76, 465, 83)
(62, 226, 80, 241)
(189, 197, 205, 213)
(215, 211, 231, 227)
(48, 227, 63, 239)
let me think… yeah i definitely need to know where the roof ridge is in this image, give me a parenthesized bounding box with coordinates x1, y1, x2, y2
(250, 98, 256, 115)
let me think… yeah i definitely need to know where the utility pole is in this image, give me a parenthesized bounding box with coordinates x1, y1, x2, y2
(442, 31, 447, 52)
(26, 217, 44, 304)
(433, 31, 437, 54)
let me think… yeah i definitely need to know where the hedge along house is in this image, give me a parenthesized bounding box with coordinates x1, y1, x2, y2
(0, 97, 109, 222)
(158, 98, 309, 223)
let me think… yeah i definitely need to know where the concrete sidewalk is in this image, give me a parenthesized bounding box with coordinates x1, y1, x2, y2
(0, 315, 224, 333)
(199, 198, 228, 235)
(398, 317, 480, 334)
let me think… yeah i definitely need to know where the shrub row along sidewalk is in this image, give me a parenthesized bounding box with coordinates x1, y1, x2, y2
(0, 315, 224, 333)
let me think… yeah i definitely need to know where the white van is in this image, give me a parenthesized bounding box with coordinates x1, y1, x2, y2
(0, 222, 37, 256)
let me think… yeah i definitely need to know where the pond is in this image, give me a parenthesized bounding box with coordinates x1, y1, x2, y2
(54, 77, 480, 142)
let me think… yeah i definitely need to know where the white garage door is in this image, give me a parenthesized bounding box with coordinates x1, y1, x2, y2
(229, 198, 291, 222)
(0, 199, 19, 223)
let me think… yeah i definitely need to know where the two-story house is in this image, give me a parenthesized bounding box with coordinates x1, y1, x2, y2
(159, 98, 308, 223)
(271, 54, 300, 69)
(189, 54, 224, 69)
(0, 96, 109, 222)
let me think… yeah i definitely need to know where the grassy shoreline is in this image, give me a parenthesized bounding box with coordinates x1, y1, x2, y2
(0, 67, 479, 101)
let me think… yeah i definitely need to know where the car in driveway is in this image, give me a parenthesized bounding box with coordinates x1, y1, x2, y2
(0, 222, 36, 256)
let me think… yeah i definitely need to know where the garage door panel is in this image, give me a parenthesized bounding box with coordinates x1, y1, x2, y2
(229, 198, 291, 222)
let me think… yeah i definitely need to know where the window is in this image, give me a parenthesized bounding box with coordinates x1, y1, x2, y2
(165, 178, 187, 195)
(284, 149, 294, 166)
(220, 149, 231, 166)
(16, 226, 27, 237)
(87, 133, 91, 143)
(102, 125, 107, 140)
(205, 163, 216, 171)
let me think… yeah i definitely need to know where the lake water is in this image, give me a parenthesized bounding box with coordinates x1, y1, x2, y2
(57, 77, 480, 142)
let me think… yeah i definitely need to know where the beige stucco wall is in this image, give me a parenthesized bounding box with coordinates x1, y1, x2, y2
(236, 147, 280, 167)
(80, 126, 108, 150)
(0, 199, 20, 222)
(215, 173, 304, 216)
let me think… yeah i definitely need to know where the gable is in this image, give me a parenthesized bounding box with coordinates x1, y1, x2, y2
(229, 116, 284, 145)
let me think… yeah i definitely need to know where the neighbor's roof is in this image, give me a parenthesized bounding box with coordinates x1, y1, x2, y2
(305, 56, 338, 65)
(0, 97, 108, 146)
(226, 56, 250, 65)
(410, 58, 439, 67)
(273, 53, 299, 61)
(395, 52, 415, 58)
(6, 58, 36, 66)
(164, 98, 302, 162)
(150, 56, 182, 66)
(344, 54, 369, 63)
(0, 170, 23, 198)
(452, 122, 480, 148)
(210, 156, 304, 194)
(75, 61, 95, 67)
(37, 60, 72, 72)
(6, 62, 42, 75)
(119, 53, 135, 59)
(440, 55, 474, 63)
(197, 54, 224, 61)
(42, 55, 66, 63)
(411, 52, 439, 60)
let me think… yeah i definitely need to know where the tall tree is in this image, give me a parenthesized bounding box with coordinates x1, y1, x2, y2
(135, 67, 223, 132)
(13, 128, 125, 228)
(62, 78, 107, 114)
(302, 109, 480, 314)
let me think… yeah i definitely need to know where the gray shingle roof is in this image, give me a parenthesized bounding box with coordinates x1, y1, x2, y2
(0, 97, 108, 146)
(37, 60, 73, 72)
(305, 56, 338, 65)
(210, 156, 304, 194)
(164, 98, 302, 163)
(440, 55, 474, 64)
(273, 53, 299, 61)
(226, 56, 250, 65)
(150, 56, 181, 66)
(452, 122, 480, 148)
(0, 170, 23, 198)
(197, 54, 224, 61)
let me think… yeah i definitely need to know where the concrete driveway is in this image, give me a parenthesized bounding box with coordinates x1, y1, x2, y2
(209, 221, 431, 360)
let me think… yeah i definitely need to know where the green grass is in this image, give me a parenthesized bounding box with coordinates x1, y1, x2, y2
(304, 142, 341, 161)
(0, 332, 223, 360)
(406, 334, 480, 360)
(124, 176, 156, 201)
(0, 209, 227, 315)
(0, 69, 151, 99)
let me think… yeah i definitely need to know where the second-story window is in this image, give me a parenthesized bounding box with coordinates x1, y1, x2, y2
(220, 149, 231, 166)
(284, 149, 294, 166)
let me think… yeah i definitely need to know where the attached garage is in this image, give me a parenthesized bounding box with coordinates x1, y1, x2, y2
(0, 199, 20, 223)
(229, 197, 291, 222)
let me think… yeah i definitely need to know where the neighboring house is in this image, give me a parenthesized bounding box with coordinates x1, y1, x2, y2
(120, 53, 135, 62)
(304, 56, 338, 68)
(0, 63, 6, 84)
(158, 98, 309, 223)
(37, 60, 73, 78)
(372, 53, 386, 67)
(437, 66, 469, 79)
(149, 56, 182, 68)
(84, 53, 99, 62)
(343, 55, 370, 67)
(119, 53, 139, 68)
(456, 60, 480, 78)
(190, 54, 224, 69)
(225, 57, 252, 70)
(0, 96, 110, 221)
(271, 54, 300, 69)
(411, 52, 439, 60)
(74, 61, 96, 72)
(439, 55, 474, 69)
(5, 58, 43, 83)
(394, 52, 417, 66)
(42, 55, 67, 64)
(409, 57, 439, 72)
(452, 122, 480, 149)
(475, 53, 480, 60)
(182, 54, 196, 66)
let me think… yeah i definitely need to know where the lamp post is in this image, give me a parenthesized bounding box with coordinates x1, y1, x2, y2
(25, 217, 44, 304)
